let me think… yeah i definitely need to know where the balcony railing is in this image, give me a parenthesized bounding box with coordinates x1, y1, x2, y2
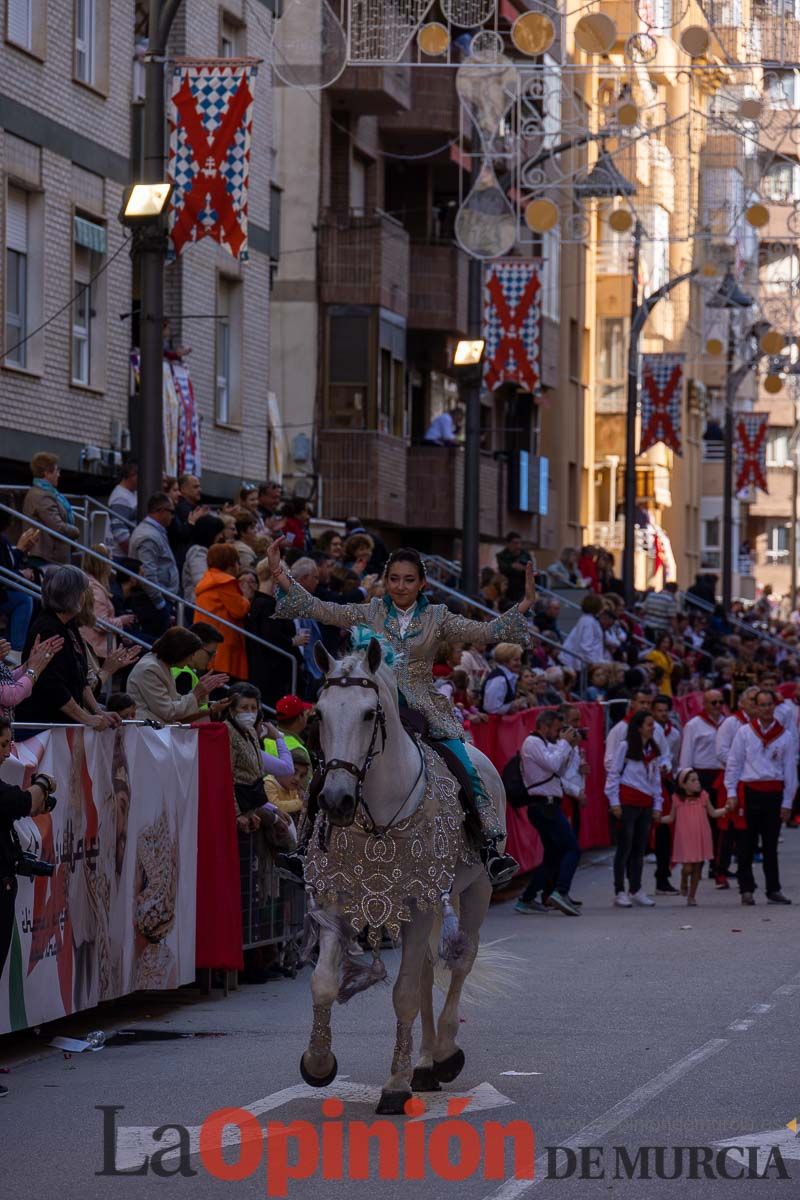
(318, 210, 410, 316)
(406, 446, 502, 537)
(317, 430, 407, 527)
(702, 440, 725, 462)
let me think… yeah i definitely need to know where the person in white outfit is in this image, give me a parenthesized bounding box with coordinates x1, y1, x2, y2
(606, 709, 664, 907)
(604, 690, 671, 774)
(724, 688, 796, 906)
(561, 595, 613, 673)
(651, 693, 681, 895)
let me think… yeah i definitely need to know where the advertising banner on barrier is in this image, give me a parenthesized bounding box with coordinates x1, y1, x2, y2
(0, 726, 199, 1034)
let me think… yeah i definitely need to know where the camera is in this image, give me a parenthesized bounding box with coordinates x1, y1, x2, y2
(14, 850, 55, 879)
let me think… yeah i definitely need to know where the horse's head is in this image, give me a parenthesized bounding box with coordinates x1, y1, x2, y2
(313, 637, 387, 826)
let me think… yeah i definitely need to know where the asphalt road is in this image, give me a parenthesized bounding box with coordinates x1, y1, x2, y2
(2, 836, 800, 1199)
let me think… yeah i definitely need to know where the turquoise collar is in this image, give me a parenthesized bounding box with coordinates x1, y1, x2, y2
(383, 593, 429, 617)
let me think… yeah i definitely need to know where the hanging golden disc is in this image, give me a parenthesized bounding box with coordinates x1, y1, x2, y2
(609, 208, 633, 232)
(705, 338, 724, 356)
(701, 262, 719, 277)
(511, 12, 555, 57)
(418, 22, 450, 56)
(760, 329, 785, 355)
(745, 203, 769, 228)
(524, 198, 559, 232)
(680, 26, 711, 57)
(575, 14, 617, 54)
(764, 374, 783, 394)
(618, 102, 639, 127)
(738, 97, 763, 120)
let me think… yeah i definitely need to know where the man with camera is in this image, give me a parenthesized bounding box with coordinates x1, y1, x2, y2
(0, 716, 56, 1097)
(515, 709, 582, 918)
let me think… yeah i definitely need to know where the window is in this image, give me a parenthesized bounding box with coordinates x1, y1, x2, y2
(5, 188, 28, 368)
(219, 10, 245, 57)
(765, 69, 800, 109)
(766, 521, 790, 563)
(74, 0, 95, 84)
(7, 0, 31, 49)
(763, 161, 798, 203)
(766, 429, 791, 466)
(72, 215, 107, 388)
(216, 275, 242, 424)
(640, 204, 669, 295)
(350, 153, 368, 216)
(596, 316, 627, 412)
(597, 204, 630, 274)
(540, 228, 560, 321)
(701, 518, 721, 570)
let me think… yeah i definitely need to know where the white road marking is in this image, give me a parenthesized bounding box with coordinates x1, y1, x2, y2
(714, 1127, 800, 1173)
(480, 1038, 729, 1200)
(501, 1071, 542, 1077)
(114, 1080, 513, 1170)
(750, 1003, 773, 1014)
(728, 1019, 755, 1031)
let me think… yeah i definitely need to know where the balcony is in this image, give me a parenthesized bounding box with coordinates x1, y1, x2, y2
(381, 69, 460, 139)
(756, 16, 800, 64)
(317, 431, 407, 527)
(408, 242, 469, 335)
(330, 65, 411, 116)
(318, 211, 410, 316)
(406, 446, 502, 537)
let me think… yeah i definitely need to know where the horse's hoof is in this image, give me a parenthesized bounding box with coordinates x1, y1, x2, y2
(300, 1052, 338, 1088)
(375, 1089, 412, 1116)
(432, 1048, 465, 1084)
(411, 1067, 442, 1092)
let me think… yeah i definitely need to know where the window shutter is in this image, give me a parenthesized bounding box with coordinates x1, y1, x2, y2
(6, 189, 28, 253)
(7, 0, 31, 46)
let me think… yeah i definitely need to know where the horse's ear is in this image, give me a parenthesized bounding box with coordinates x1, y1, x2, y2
(314, 641, 333, 676)
(366, 637, 382, 675)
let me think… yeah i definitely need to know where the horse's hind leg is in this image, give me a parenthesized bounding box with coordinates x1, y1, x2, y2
(300, 925, 341, 1087)
(411, 951, 441, 1092)
(434, 873, 491, 1083)
(376, 909, 434, 1115)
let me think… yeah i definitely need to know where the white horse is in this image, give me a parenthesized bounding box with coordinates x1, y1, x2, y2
(299, 638, 504, 1115)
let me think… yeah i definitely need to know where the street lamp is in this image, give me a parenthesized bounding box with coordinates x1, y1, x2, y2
(120, 183, 172, 222)
(707, 269, 755, 614)
(456, 337, 486, 597)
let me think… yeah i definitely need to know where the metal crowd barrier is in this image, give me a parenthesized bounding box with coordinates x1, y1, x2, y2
(0, 499, 298, 694)
(238, 836, 306, 968)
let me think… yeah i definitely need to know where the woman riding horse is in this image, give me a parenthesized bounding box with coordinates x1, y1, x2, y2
(267, 541, 536, 885)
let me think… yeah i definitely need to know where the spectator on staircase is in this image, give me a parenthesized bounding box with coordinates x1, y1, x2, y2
(22, 453, 80, 566)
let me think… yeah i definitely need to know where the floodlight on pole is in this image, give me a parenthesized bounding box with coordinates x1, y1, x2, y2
(121, 183, 173, 223)
(453, 339, 485, 367)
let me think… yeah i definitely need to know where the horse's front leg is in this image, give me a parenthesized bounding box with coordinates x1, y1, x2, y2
(300, 923, 341, 1087)
(376, 909, 434, 1115)
(434, 871, 491, 1084)
(411, 951, 441, 1092)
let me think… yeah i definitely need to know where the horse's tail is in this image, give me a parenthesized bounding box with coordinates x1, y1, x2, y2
(430, 902, 527, 1005)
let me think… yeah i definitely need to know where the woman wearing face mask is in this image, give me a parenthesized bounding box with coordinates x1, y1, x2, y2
(268, 539, 536, 887)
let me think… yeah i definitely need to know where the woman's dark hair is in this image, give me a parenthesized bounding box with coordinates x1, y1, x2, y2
(625, 708, 655, 761)
(656, 632, 673, 650)
(234, 510, 256, 536)
(106, 692, 134, 714)
(192, 621, 224, 646)
(193, 514, 225, 548)
(581, 594, 604, 615)
(316, 529, 343, 553)
(0, 716, 12, 737)
(152, 626, 202, 665)
(384, 548, 426, 581)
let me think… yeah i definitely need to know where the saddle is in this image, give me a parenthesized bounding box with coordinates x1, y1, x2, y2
(399, 708, 483, 849)
(301, 708, 483, 850)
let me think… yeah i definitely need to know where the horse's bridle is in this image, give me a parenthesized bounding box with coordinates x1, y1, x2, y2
(316, 674, 424, 835)
(317, 676, 387, 830)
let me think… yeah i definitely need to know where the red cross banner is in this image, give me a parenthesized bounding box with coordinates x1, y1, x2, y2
(483, 260, 542, 394)
(168, 58, 260, 261)
(640, 354, 684, 455)
(735, 412, 769, 493)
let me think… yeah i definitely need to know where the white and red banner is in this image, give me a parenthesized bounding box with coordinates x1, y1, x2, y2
(168, 58, 259, 261)
(735, 412, 769, 493)
(640, 353, 684, 455)
(483, 260, 542, 395)
(0, 727, 199, 1033)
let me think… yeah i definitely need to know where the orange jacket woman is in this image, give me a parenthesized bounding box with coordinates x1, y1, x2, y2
(194, 543, 252, 679)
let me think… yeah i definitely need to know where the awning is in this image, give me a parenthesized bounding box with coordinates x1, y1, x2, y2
(74, 215, 107, 254)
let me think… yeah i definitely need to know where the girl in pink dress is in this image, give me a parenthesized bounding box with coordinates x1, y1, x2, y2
(659, 768, 729, 906)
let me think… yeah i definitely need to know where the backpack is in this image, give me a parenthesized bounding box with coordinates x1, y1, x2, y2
(501, 747, 557, 808)
(502, 753, 531, 809)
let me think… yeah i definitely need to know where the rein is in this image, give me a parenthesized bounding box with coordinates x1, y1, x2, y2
(318, 674, 425, 835)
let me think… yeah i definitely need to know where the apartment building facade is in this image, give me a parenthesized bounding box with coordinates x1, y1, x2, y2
(271, 3, 592, 566)
(1, 0, 276, 501)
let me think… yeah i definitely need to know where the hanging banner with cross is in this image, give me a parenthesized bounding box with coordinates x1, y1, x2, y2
(735, 412, 769, 493)
(167, 58, 261, 261)
(639, 354, 684, 455)
(483, 260, 542, 395)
